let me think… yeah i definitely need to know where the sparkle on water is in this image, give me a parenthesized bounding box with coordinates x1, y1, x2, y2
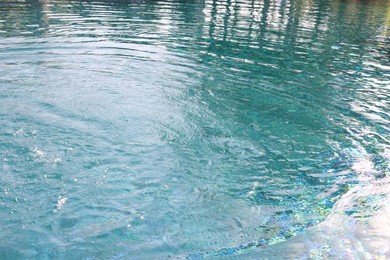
(0, 0, 389, 258)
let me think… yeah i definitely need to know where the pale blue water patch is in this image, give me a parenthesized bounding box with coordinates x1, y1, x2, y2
(0, 0, 390, 258)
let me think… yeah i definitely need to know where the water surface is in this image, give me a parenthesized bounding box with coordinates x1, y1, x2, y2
(0, 0, 389, 258)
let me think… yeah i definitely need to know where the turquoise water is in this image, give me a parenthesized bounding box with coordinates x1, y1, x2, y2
(1, 0, 389, 258)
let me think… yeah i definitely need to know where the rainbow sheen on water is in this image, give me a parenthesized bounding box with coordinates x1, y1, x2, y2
(0, 0, 389, 258)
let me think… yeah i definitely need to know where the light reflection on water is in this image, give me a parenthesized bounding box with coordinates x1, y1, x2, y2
(0, 0, 389, 258)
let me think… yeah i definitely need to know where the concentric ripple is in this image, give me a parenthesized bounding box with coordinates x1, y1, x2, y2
(0, 0, 389, 258)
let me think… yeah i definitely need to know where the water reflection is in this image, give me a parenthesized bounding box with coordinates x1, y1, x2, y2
(0, 0, 389, 258)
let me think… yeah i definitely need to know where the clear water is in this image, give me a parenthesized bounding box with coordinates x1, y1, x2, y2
(0, 0, 389, 258)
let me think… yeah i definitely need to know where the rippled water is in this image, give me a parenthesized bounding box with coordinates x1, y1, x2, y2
(0, 0, 389, 258)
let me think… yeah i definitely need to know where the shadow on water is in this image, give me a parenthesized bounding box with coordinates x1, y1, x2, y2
(0, 0, 389, 258)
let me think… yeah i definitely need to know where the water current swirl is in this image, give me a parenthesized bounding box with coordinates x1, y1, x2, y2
(0, 0, 389, 258)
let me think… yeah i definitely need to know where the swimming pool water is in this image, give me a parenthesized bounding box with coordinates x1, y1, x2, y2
(0, 0, 389, 258)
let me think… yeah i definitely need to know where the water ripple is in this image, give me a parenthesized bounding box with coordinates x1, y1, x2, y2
(0, 0, 390, 258)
